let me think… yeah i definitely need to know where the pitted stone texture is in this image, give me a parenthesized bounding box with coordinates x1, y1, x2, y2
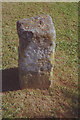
(17, 14, 56, 89)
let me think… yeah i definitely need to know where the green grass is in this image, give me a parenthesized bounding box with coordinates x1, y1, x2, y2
(2, 2, 78, 118)
(2, 2, 78, 69)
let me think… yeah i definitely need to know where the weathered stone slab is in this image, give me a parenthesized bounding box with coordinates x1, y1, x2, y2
(17, 14, 56, 89)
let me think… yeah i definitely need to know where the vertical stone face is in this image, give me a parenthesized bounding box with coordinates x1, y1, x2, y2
(17, 14, 56, 89)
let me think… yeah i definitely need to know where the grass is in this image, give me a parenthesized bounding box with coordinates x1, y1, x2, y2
(2, 2, 78, 118)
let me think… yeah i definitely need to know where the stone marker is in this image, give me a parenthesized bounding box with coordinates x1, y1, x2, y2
(17, 14, 56, 89)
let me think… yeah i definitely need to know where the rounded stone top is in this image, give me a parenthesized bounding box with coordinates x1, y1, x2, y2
(17, 14, 56, 41)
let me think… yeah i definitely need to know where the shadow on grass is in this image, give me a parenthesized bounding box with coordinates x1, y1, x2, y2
(2, 67, 20, 92)
(2, 67, 50, 92)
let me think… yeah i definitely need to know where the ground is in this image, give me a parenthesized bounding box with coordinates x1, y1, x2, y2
(2, 2, 78, 119)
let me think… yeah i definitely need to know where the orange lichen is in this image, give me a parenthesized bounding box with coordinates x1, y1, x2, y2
(35, 18, 38, 21)
(41, 24, 46, 29)
(31, 20, 34, 23)
(50, 53, 54, 65)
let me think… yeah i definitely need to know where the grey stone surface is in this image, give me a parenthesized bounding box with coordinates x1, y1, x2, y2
(17, 14, 56, 89)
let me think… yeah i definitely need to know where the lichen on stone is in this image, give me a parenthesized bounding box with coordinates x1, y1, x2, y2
(17, 14, 56, 89)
